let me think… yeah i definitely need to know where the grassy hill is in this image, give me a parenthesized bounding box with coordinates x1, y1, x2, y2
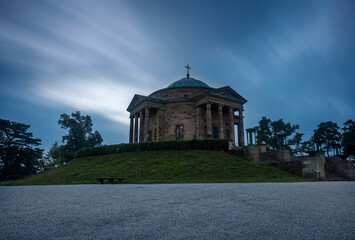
(6, 150, 315, 185)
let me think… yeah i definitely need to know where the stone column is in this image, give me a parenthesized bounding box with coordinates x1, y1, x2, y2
(144, 107, 150, 141)
(129, 116, 133, 143)
(195, 107, 200, 139)
(218, 105, 224, 139)
(134, 114, 139, 143)
(206, 102, 212, 138)
(229, 107, 235, 148)
(238, 109, 245, 147)
(139, 109, 144, 142)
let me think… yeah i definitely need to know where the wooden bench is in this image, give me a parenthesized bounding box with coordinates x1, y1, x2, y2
(96, 177, 126, 184)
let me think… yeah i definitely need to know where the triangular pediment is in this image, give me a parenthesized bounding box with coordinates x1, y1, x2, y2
(126, 94, 147, 112)
(210, 86, 247, 103)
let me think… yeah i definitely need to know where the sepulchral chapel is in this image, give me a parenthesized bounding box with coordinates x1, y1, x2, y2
(126, 65, 247, 149)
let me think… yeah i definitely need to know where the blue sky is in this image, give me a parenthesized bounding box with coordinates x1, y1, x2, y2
(0, 0, 354, 150)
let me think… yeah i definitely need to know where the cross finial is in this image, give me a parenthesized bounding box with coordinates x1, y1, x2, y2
(185, 64, 191, 78)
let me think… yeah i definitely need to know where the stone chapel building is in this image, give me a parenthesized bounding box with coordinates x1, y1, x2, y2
(126, 66, 247, 149)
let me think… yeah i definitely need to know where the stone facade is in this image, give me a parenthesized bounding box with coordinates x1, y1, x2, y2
(127, 75, 247, 149)
(300, 153, 326, 178)
(325, 156, 355, 180)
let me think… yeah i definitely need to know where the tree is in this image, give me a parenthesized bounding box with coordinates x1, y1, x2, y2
(342, 119, 355, 156)
(254, 117, 300, 151)
(0, 119, 43, 179)
(311, 121, 341, 156)
(54, 111, 103, 162)
(299, 141, 315, 155)
(47, 141, 62, 161)
(288, 133, 304, 155)
(269, 119, 300, 150)
(255, 117, 272, 145)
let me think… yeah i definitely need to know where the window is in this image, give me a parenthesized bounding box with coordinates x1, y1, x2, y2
(213, 127, 219, 139)
(176, 125, 183, 140)
(148, 130, 152, 141)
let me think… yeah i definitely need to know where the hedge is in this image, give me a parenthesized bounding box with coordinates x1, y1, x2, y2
(75, 139, 229, 158)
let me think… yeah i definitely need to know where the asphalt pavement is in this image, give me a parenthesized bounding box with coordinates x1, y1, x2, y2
(0, 182, 354, 240)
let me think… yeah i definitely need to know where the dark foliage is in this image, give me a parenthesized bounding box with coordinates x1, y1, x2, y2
(254, 117, 301, 152)
(342, 119, 355, 156)
(0, 119, 43, 179)
(311, 121, 341, 156)
(75, 139, 229, 158)
(58, 111, 103, 152)
(52, 111, 103, 162)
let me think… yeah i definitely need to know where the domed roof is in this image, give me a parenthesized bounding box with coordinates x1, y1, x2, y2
(167, 77, 210, 89)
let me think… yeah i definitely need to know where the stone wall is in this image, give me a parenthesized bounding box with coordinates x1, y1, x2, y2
(260, 149, 290, 163)
(244, 145, 267, 162)
(162, 102, 196, 141)
(325, 156, 355, 180)
(300, 153, 325, 178)
(246, 146, 326, 179)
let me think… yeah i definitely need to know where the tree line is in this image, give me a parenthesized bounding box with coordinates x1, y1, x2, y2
(253, 117, 355, 157)
(0, 111, 102, 180)
(1, 112, 354, 180)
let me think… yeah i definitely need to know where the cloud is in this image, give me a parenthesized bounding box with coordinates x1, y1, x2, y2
(34, 76, 153, 125)
(265, 2, 336, 63)
(0, 0, 160, 125)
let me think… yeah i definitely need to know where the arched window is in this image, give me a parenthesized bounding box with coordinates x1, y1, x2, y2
(176, 125, 183, 140)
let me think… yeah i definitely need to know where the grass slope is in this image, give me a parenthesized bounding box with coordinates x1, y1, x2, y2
(8, 150, 315, 185)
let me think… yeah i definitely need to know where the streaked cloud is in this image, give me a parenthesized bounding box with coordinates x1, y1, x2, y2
(0, 0, 354, 149)
(0, 0, 158, 126)
(34, 76, 150, 125)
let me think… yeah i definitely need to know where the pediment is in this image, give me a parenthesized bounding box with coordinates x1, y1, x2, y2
(126, 94, 147, 112)
(210, 86, 247, 103)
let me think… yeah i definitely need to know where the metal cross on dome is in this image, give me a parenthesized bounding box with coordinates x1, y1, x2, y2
(185, 64, 191, 78)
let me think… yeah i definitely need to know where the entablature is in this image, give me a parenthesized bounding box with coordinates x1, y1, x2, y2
(129, 100, 165, 117)
(194, 96, 243, 111)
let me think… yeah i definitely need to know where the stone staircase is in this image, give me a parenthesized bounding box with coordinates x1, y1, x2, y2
(260, 152, 276, 163)
(324, 162, 351, 181)
(323, 172, 349, 181)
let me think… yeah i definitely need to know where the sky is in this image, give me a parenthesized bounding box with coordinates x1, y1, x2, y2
(0, 0, 354, 151)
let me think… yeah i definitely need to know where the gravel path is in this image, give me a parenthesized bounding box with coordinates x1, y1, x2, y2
(0, 182, 354, 240)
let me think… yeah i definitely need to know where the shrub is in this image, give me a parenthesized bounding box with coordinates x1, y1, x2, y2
(75, 139, 229, 158)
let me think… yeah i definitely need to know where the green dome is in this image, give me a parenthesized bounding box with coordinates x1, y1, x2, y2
(167, 77, 210, 89)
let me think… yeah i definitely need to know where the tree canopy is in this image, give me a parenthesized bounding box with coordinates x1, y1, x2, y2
(342, 119, 355, 156)
(254, 117, 300, 152)
(0, 119, 43, 179)
(311, 121, 341, 156)
(49, 111, 103, 163)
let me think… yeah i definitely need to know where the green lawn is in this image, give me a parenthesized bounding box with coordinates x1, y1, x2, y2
(5, 150, 316, 185)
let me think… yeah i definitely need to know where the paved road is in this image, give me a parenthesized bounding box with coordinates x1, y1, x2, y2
(0, 182, 354, 240)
